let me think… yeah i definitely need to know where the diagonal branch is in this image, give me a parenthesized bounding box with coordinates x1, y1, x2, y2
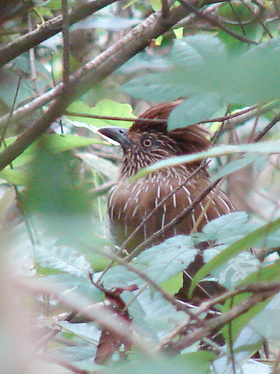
(162, 287, 276, 353)
(0, 3, 193, 171)
(177, 0, 258, 45)
(0, 0, 118, 68)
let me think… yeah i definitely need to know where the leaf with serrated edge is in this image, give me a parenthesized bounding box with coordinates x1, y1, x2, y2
(189, 217, 280, 296)
(136, 235, 197, 283)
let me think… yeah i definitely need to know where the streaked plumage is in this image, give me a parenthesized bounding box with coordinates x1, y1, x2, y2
(99, 101, 235, 303)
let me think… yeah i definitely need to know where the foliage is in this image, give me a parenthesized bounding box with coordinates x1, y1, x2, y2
(123, 35, 280, 127)
(0, 0, 279, 374)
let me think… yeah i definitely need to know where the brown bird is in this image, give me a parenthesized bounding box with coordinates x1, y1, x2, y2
(99, 101, 235, 303)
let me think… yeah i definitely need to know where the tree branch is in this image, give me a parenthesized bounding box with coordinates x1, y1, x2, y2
(177, 0, 259, 45)
(0, 0, 118, 68)
(0, 3, 193, 171)
(162, 288, 276, 353)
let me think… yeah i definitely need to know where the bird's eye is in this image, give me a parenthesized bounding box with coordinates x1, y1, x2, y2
(141, 137, 153, 148)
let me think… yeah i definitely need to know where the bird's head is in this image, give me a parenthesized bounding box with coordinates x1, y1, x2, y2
(98, 101, 210, 178)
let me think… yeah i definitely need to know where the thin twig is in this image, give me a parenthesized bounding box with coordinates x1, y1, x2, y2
(0, 3, 193, 171)
(91, 247, 202, 321)
(62, 0, 70, 85)
(177, 0, 259, 45)
(19, 278, 154, 357)
(89, 181, 115, 197)
(66, 104, 259, 125)
(250, 0, 273, 38)
(253, 112, 280, 142)
(0, 0, 118, 68)
(0, 76, 22, 146)
(228, 297, 237, 374)
(162, 289, 276, 353)
(196, 282, 280, 316)
(228, 0, 246, 34)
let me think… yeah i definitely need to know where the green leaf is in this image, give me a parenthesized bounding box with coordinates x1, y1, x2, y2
(67, 99, 135, 128)
(204, 249, 260, 289)
(56, 321, 100, 344)
(168, 93, 223, 128)
(221, 260, 280, 344)
(38, 273, 102, 300)
(0, 68, 34, 108)
(160, 273, 183, 295)
(35, 244, 92, 277)
(104, 354, 213, 374)
(217, 2, 264, 52)
(150, 0, 161, 11)
(23, 138, 94, 244)
(77, 152, 118, 180)
(0, 134, 99, 186)
(85, 16, 140, 31)
(190, 217, 280, 296)
(174, 351, 216, 374)
(122, 71, 189, 102)
(170, 34, 226, 67)
(0, 134, 99, 168)
(0, 169, 27, 186)
(44, 0, 61, 10)
(44, 134, 101, 152)
(131, 140, 280, 182)
(202, 212, 249, 242)
(123, 35, 280, 126)
(213, 327, 265, 373)
(250, 293, 280, 344)
(136, 235, 197, 283)
(214, 154, 260, 180)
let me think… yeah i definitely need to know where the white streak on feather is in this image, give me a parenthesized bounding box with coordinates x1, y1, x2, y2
(199, 201, 209, 224)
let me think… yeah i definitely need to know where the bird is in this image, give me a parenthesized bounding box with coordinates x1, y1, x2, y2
(98, 100, 235, 304)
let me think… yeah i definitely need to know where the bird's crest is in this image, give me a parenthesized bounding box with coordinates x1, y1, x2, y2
(130, 100, 211, 154)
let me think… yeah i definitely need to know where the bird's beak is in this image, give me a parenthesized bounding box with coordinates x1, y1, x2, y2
(98, 127, 132, 147)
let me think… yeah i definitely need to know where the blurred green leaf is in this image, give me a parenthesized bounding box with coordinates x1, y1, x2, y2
(214, 154, 260, 180)
(160, 272, 183, 295)
(35, 244, 92, 277)
(221, 260, 280, 344)
(104, 354, 213, 374)
(190, 217, 280, 296)
(136, 235, 197, 283)
(132, 140, 280, 181)
(43, 0, 61, 10)
(174, 351, 216, 373)
(45, 134, 101, 152)
(217, 1, 265, 51)
(204, 249, 260, 289)
(77, 152, 118, 180)
(168, 93, 222, 129)
(0, 169, 26, 185)
(23, 137, 93, 243)
(123, 35, 280, 127)
(38, 273, 102, 300)
(0, 134, 99, 167)
(250, 293, 280, 345)
(0, 134, 99, 186)
(201, 212, 249, 242)
(67, 99, 135, 128)
(82, 16, 140, 31)
(0, 68, 34, 108)
(150, 0, 161, 11)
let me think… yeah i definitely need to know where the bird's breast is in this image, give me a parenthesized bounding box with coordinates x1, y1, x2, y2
(107, 171, 235, 252)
